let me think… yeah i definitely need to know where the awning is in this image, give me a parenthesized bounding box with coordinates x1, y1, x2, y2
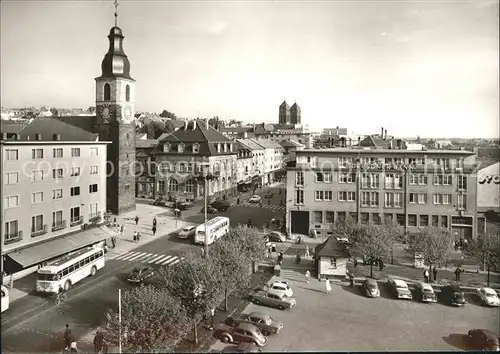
(7, 226, 110, 268)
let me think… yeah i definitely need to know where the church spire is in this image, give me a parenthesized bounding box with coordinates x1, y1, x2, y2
(114, 0, 119, 27)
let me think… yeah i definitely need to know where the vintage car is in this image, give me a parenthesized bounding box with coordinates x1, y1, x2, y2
(225, 311, 283, 336)
(249, 195, 262, 203)
(476, 287, 500, 307)
(211, 200, 231, 212)
(248, 289, 296, 310)
(362, 278, 380, 298)
(414, 282, 437, 303)
(178, 225, 196, 239)
(387, 278, 412, 300)
(441, 284, 467, 306)
(468, 329, 500, 351)
(214, 323, 267, 347)
(127, 265, 155, 283)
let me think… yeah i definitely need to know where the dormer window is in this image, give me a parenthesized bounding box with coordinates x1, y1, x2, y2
(178, 143, 185, 153)
(217, 143, 221, 153)
(229, 143, 233, 152)
(192, 143, 200, 153)
(163, 143, 171, 152)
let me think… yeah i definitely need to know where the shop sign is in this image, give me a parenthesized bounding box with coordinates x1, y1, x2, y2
(478, 175, 500, 184)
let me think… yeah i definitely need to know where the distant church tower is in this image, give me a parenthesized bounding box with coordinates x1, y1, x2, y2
(94, 1, 136, 214)
(278, 100, 290, 124)
(290, 102, 301, 124)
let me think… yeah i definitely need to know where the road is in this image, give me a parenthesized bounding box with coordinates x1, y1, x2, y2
(1, 185, 286, 353)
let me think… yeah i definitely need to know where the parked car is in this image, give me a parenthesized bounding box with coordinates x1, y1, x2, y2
(201, 205, 218, 214)
(248, 289, 296, 310)
(225, 311, 283, 336)
(211, 200, 231, 212)
(336, 236, 349, 244)
(178, 225, 196, 239)
(249, 195, 262, 203)
(387, 278, 412, 300)
(362, 278, 380, 298)
(152, 198, 166, 206)
(127, 265, 155, 283)
(173, 201, 193, 210)
(257, 281, 293, 297)
(414, 282, 437, 303)
(264, 231, 286, 243)
(468, 329, 500, 351)
(476, 287, 500, 307)
(264, 192, 273, 199)
(215, 323, 267, 347)
(221, 342, 262, 353)
(441, 284, 467, 306)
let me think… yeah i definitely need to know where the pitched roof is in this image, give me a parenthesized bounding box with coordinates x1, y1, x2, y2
(0, 120, 28, 134)
(55, 115, 95, 133)
(13, 118, 99, 142)
(279, 140, 303, 148)
(235, 140, 252, 152)
(315, 236, 350, 258)
(136, 138, 159, 149)
(237, 139, 265, 151)
(221, 126, 254, 133)
(251, 139, 283, 149)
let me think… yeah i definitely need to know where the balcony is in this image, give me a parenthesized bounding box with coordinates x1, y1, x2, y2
(31, 225, 48, 237)
(70, 216, 83, 227)
(4, 231, 23, 245)
(89, 211, 102, 223)
(52, 220, 67, 232)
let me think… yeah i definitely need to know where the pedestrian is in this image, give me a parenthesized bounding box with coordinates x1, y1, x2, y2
(135, 216, 139, 225)
(153, 217, 157, 228)
(69, 338, 78, 353)
(201, 247, 205, 257)
(152, 225, 157, 236)
(454, 240, 459, 251)
(379, 258, 384, 271)
(268, 199, 271, 205)
(455, 267, 461, 282)
(111, 235, 116, 248)
(305, 244, 310, 258)
(325, 279, 332, 294)
(120, 224, 124, 234)
(237, 197, 240, 204)
(353, 258, 358, 268)
(347, 270, 355, 287)
(93, 331, 104, 354)
(305, 270, 310, 284)
(133, 230, 138, 243)
(64, 324, 72, 350)
(423, 269, 430, 283)
(463, 238, 468, 249)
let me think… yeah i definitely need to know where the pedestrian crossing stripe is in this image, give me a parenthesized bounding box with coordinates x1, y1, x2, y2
(233, 202, 285, 210)
(114, 251, 184, 266)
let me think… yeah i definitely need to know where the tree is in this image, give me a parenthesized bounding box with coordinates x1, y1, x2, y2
(146, 120, 166, 139)
(228, 119, 243, 127)
(156, 252, 222, 344)
(330, 214, 363, 242)
(50, 107, 58, 116)
(211, 236, 252, 312)
(100, 285, 190, 353)
(407, 227, 454, 273)
(227, 225, 267, 269)
(159, 110, 176, 119)
(464, 231, 500, 286)
(349, 224, 396, 277)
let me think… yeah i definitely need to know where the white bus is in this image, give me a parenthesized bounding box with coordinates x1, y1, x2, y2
(194, 216, 230, 245)
(1, 285, 9, 313)
(36, 246, 105, 293)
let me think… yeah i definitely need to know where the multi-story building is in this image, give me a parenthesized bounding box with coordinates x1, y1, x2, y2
(234, 141, 254, 192)
(251, 139, 284, 185)
(237, 139, 266, 186)
(155, 120, 238, 201)
(1, 118, 109, 274)
(135, 135, 159, 199)
(477, 161, 500, 223)
(286, 148, 480, 242)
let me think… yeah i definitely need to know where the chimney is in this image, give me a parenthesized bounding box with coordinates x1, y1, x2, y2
(53, 133, 61, 141)
(349, 138, 352, 146)
(384, 129, 387, 140)
(396, 139, 402, 149)
(184, 120, 189, 130)
(205, 117, 208, 129)
(26, 135, 30, 141)
(192, 120, 197, 130)
(389, 140, 393, 149)
(381, 127, 384, 137)
(35, 133, 42, 141)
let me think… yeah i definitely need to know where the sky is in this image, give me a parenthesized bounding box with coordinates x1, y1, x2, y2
(1, 0, 498, 138)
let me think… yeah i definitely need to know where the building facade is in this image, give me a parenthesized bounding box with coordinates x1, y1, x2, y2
(279, 101, 291, 124)
(135, 137, 158, 199)
(237, 139, 266, 186)
(477, 161, 500, 221)
(235, 141, 253, 192)
(286, 148, 479, 241)
(251, 139, 284, 185)
(1, 119, 109, 274)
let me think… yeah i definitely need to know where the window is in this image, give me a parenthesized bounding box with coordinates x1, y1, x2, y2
(32, 148, 44, 159)
(295, 172, 304, 186)
(324, 173, 332, 183)
(4, 220, 19, 240)
(89, 203, 98, 217)
(409, 193, 417, 204)
(70, 167, 80, 177)
(313, 211, 323, 223)
(53, 148, 63, 158)
(70, 148, 80, 157)
(339, 157, 353, 167)
(330, 258, 337, 268)
(432, 215, 439, 227)
(31, 215, 44, 232)
(90, 147, 99, 156)
(441, 215, 448, 228)
(457, 175, 467, 191)
(418, 193, 427, 204)
(457, 195, 466, 210)
(31, 170, 44, 182)
(433, 194, 451, 205)
(179, 163, 186, 172)
(339, 191, 346, 201)
(338, 191, 355, 201)
(125, 85, 130, 102)
(339, 173, 356, 183)
(32, 192, 43, 204)
(89, 184, 98, 193)
(53, 189, 63, 199)
(347, 191, 356, 201)
(90, 166, 98, 175)
(370, 192, 379, 206)
(419, 215, 429, 227)
(315, 191, 324, 201)
(178, 143, 185, 153)
(372, 213, 381, 225)
(104, 83, 111, 100)
(418, 175, 427, 185)
(52, 210, 63, 226)
(4, 196, 19, 208)
(6, 149, 18, 160)
(384, 192, 402, 207)
(5, 172, 19, 185)
(324, 191, 333, 201)
(70, 207, 80, 222)
(295, 189, 304, 204)
(158, 181, 165, 194)
(193, 143, 199, 153)
(396, 214, 405, 226)
(315, 173, 324, 182)
(325, 211, 334, 223)
(168, 179, 178, 192)
(52, 168, 63, 179)
(408, 214, 417, 227)
(385, 174, 402, 189)
(361, 173, 379, 188)
(70, 186, 80, 196)
(443, 175, 452, 185)
(185, 180, 193, 193)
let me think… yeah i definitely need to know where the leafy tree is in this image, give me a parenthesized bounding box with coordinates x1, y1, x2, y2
(330, 214, 363, 242)
(349, 224, 396, 277)
(407, 227, 454, 273)
(146, 120, 166, 139)
(159, 110, 176, 119)
(156, 252, 222, 344)
(228, 119, 243, 126)
(464, 231, 500, 286)
(50, 107, 58, 116)
(100, 285, 190, 353)
(227, 225, 267, 269)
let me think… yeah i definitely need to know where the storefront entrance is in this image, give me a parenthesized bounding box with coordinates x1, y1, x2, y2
(290, 210, 309, 235)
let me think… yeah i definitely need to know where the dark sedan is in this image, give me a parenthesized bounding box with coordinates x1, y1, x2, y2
(468, 329, 500, 351)
(201, 205, 218, 214)
(211, 200, 230, 211)
(441, 284, 467, 306)
(225, 311, 283, 336)
(127, 265, 155, 283)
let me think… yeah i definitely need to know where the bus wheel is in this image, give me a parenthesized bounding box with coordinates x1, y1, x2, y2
(90, 266, 97, 276)
(64, 281, 71, 292)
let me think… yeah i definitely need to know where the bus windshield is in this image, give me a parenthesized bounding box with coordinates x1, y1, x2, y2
(37, 273, 59, 281)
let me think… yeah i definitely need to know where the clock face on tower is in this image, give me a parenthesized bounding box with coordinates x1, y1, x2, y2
(122, 105, 133, 124)
(98, 104, 112, 123)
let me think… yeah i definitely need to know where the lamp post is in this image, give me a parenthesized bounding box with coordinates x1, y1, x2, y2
(200, 162, 210, 257)
(118, 288, 122, 353)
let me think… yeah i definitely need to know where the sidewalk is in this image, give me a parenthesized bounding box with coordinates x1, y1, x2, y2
(6, 204, 189, 304)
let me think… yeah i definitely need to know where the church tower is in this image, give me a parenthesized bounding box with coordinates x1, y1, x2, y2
(278, 100, 290, 124)
(95, 1, 136, 214)
(290, 102, 301, 125)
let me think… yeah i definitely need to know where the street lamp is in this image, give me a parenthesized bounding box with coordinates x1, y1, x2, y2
(200, 162, 210, 257)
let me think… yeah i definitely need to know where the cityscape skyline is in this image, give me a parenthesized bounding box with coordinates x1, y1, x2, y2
(1, 0, 498, 138)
